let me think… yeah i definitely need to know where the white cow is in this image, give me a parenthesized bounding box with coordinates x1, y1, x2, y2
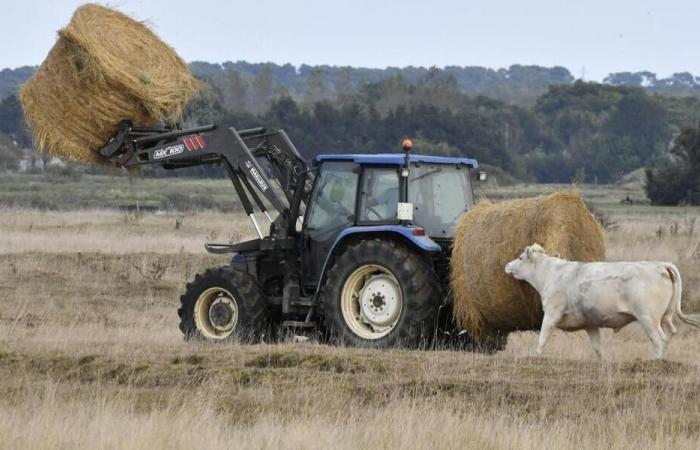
(504, 243, 700, 359)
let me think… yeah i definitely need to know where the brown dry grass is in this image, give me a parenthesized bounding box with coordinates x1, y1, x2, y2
(0, 208, 255, 254)
(1, 208, 700, 449)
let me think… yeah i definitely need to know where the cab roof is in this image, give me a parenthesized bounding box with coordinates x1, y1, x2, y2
(314, 153, 478, 168)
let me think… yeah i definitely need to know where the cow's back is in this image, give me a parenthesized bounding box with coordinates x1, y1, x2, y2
(559, 261, 674, 329)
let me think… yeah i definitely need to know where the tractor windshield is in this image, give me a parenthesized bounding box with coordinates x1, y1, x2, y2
(409, 164, 474, 238)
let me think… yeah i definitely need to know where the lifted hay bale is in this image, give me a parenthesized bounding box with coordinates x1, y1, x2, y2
(20, 3, 198, 163)
(450, 191, 605, 340)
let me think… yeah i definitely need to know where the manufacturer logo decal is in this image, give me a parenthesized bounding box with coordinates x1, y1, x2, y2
(183, 135, 207, 151)
(244, 160, 269, 191)
(153, 144, 184, 160)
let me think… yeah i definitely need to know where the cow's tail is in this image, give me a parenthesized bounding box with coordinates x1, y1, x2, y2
(665, 263, 700, 329)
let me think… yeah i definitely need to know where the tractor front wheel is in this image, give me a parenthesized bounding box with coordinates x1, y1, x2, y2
(178, 266, 268, 342)
(321, 238, 440, 348)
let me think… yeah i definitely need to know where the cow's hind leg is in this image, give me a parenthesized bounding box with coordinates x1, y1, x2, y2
(638, 315, 668, 359)
(661, 313, 677, 337)
(585, 328, 602, 360)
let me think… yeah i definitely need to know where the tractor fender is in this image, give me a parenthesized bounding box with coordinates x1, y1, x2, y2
(313, 225, 441, 297)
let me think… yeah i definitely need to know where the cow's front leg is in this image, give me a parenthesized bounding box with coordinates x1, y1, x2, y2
(585, 328, 602, 361)
(535, 312, 559, 355)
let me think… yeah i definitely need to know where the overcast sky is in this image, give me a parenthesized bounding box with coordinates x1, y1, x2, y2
(1, 0, 699, 81)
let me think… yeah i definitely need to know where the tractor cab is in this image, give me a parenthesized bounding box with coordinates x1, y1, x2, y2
(302, 153, 478, 286)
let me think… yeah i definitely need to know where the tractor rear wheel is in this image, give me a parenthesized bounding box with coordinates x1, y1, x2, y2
(178, 266, 268, 342)
(321, 238, 440, 348)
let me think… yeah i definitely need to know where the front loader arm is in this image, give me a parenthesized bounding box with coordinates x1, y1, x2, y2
(99, 120, 308, 237)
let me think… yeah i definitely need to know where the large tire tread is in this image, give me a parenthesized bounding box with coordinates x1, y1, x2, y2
(178, 266, 269, 342)
(320, 238, 441, 348)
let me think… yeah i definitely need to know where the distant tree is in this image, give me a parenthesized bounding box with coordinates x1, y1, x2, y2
(419, 67, 464, 111)
(303, 68, 328, 106)
(534, 82, 672, 182)
(264, 95, 302, 125)
(334, 67, 355, 104)
(409, 138, 456, 157)
(251, 64, 275, 114)
(182, 81, 225, 126)
(0, 132, 20, 172)
(188, 61, 224, 80)
(0, 66, 36, 99)
(362, 75, 412, 115)
(605, 72, 646, 86)
(617, 71, 700, 97)
(222, 68, 249, 113)
(0, 94, 30, 146)
(669, 72, 697, 87)
(645, 124, 700, 205)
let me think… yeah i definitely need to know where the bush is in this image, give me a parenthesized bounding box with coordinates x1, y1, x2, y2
(162, 191, 228, 211)
(645, 125, 700, 205)
(0, 133, 19, 172)
(43, 161, 84, 182)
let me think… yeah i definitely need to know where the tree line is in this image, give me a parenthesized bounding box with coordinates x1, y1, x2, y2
(3, 63, 700, 202)
(6, 63, 700, 108)
(181, 70, 700, 185)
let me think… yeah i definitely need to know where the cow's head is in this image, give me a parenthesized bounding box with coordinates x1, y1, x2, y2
(504, 243, 546, 281)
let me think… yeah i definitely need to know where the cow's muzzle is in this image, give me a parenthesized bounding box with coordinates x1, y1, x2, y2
(505, 262, 513, 275)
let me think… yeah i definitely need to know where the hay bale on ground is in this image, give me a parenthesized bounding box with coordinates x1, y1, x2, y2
(20, 3, 198, 163)
(450, 191, 605, 339)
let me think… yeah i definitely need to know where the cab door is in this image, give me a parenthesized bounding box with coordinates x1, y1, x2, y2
(302, 161, 359, 284)
(357, 166, 400, 224)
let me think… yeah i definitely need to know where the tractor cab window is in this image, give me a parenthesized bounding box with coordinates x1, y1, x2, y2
(306, 162, 358, 232)
(359, 167, 399, 222)
(409, 164, 474, 238)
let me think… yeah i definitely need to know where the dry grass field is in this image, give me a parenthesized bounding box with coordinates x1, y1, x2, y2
(2, 201, 700, 449)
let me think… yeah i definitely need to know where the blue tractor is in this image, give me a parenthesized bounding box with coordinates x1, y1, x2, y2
(100, 122, 485, 348)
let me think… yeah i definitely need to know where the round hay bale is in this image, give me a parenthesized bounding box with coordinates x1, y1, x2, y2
(20, 4, 198, 163)
(450, 191, 605, 339)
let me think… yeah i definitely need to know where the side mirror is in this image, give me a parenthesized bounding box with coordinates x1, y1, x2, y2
(477, 171, 487, 181)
